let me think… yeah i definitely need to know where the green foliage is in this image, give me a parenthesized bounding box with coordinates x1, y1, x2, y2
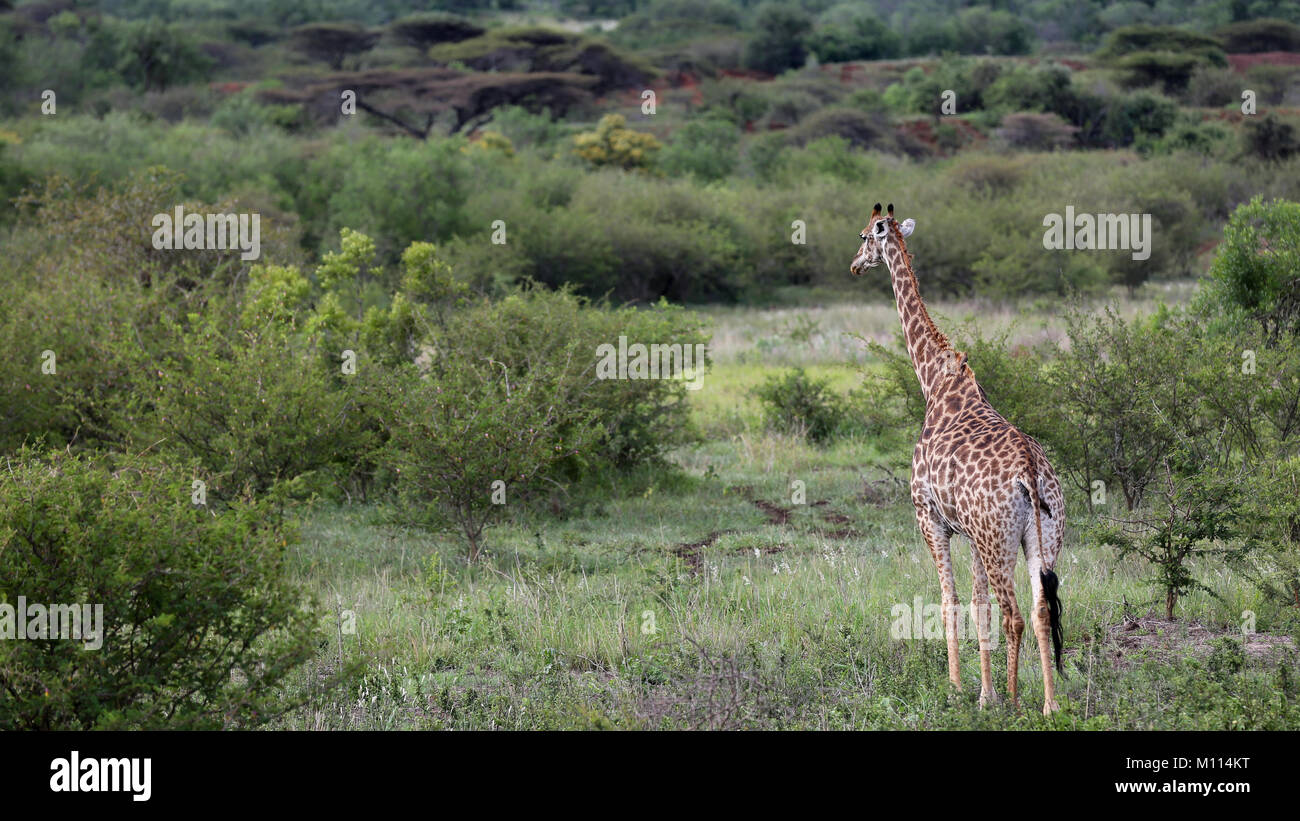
(573, 114, 663, 171)
(1116, 51, 1218, 93)
(425, 286, 709, 470)
(1242, 114, 1300, 163)
(320, 136, 471, 261)
(743, 2, 812, 75)
(377, 355, 599, 561)
(288, 22, 379, 70)
(115, 18, 214, 92)
(143, 309, 373, 499)
(0, 446, 317, 729)
(660, 116, 740, 181)
(1091, 455, 1249, 619)
(1097, 24, 1228, 66)
(1203, 195, 1300, 339)
(753, 368, 846, 443)
(807, 4, 902, 62)
(1215, 18, 1300, 52)
(387, 12, 484, 48)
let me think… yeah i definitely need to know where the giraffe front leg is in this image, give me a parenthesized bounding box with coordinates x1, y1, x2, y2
(915, 507, 960, 690)
(970, 547, 998, 708)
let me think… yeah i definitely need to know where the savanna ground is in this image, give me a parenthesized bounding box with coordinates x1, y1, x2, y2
(277, 286, 1300, 731)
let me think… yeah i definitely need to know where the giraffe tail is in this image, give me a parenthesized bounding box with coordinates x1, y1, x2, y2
(1042, 568, 1064, 674)
(1018, 452, 1063, 675)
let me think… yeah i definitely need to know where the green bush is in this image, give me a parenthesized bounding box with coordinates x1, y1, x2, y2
(1091, 452, 1249, 619)
(744, 2, 812, 75)
(807, 4, 902, 62)
(0, 446, 317, 729)
(377, 357, 599, 561)
(426, 285, 709, 470)
(753, 368, 846, 443)
(1242, 114, 1300, 163)
(1216, 18, 1300, 53)
(1202, 195, 1300, 339)
(660, 116, 741, 181)
(1097, 25, 1227, 66)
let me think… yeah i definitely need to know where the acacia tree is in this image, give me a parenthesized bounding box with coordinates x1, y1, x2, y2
(388, 12, 484, 49)
(289, 23, 380, 70)
(263, 68, 596, 136)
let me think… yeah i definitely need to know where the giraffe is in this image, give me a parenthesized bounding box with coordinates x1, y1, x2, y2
(851, 203, 1065, 714)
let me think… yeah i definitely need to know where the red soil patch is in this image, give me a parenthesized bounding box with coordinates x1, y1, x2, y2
(753, 499, 792, 526)
(1228, 51, 1300, 72)
(718, 67, 772, 81)
(673, 530, 726, 572)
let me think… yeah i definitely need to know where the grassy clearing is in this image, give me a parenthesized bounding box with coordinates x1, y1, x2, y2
(275, 295, 1299, 731)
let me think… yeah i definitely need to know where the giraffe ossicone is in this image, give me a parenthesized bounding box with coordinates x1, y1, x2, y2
(852, 202, 1066, 715)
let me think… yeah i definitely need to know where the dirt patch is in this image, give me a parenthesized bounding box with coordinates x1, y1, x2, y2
(673, 531, 726, 572)
(1087, 614, 1296, 669)
(1228, 51, 1300, 72)
(752, 499, 792, 525)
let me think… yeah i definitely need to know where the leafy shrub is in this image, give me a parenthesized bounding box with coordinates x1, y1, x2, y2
(1216, 18, 1300, 53)
(0, 446, 317, 729)
(1185, 66, 1242, 107)
(807, 3, 902, 62)
(983, 64, 1073, 114)
(743, 2, 812, 75)
(660, 116, 741, 181)
(322, 136, 472, 262)
(573, 114, 663, 171)
(1243, 114, 1300, 163)
(1203, 195, 1300, 339)
(1092, 454, 1249, 619)
(1101, 89, 1179, 146)
(377, 357, 599, 561)
(1050, 306, 1220, 508)
(753, 368, 846, 443)
(994, 112, 1078, 151)
(946, 154, 1028, 194)
(1097, 24, 1227, 65)
(141, 310, 372, 499)
(426, 285, 709, 470)
(1116, 52, 1216, 93)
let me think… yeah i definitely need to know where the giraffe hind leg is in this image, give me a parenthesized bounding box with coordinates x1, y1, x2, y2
(970, 546, 999, 707)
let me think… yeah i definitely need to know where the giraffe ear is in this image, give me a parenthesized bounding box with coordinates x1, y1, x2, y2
(898, 218, 915, 237)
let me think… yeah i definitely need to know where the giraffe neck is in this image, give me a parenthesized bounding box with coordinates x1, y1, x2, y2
(882, 240, 951, 404)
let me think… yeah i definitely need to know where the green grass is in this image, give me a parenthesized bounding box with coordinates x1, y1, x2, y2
(273, 295, 1300, 729)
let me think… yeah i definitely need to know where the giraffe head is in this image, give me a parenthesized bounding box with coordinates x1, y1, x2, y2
(850, 202, 915, 276)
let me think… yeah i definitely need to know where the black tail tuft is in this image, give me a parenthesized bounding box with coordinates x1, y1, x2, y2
(1041, 569, 1064, 675)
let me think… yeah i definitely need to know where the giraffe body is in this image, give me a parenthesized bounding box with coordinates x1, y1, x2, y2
(852, 204, 1065, 714)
